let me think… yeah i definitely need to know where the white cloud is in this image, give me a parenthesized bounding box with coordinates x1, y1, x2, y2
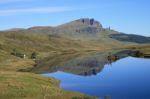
(0, 7, 72, 16)
(0, 4, 100, 16)
(0, 0, 30, 4)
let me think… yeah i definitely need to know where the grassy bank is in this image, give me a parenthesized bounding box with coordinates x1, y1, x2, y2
(0, 50, 98, 99)
(125, 44, 150, 57)
(0, 71, 97, 99)
(0, 29, 149, 99)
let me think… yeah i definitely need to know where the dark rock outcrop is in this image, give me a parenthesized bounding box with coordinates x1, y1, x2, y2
(90, 18, 94, 25)
(74, 18, 103, 33)
(76, 27, 101, 34)
(76, 18, 102, 28)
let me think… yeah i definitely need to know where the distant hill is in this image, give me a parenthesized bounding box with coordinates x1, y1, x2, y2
(0, 18, 149, 99)
(0, 18, 149, 60)
(21, 18, 150, 43)
(109, 33, 150, 43)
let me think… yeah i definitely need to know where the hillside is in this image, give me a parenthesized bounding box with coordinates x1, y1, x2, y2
(109, 33, 150, 43)
(1, 18, 149, 57)
(0, 18, 149, 99)
(0, 18, 149, 70)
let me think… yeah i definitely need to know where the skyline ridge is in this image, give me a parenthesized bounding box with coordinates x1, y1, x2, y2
(0, 0, 150, 36)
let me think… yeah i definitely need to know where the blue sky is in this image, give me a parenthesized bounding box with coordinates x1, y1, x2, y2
(0, 0, 150, 36)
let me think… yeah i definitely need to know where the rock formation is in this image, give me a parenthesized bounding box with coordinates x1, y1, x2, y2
(76, 18, 103, 28)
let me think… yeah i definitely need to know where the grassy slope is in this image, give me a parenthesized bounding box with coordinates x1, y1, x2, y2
(126, 44, 150, 55)
(0, 19, 149, 99)
(0, 57, 96, 99)
(0, 71, 95, 99)
(0, 31, 98, 99)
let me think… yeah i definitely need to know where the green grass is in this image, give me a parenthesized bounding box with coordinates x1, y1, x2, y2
(0, 31, 99, 99)
(0, 71, 96, 99)
(0, 22, 149, 99)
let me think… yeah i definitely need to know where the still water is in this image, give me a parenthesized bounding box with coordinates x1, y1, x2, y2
(43, 56, 150, 99)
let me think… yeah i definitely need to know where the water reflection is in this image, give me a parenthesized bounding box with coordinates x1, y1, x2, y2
(43, 56, 150, 99)
(31, 50, 130, 75)
(37, 50, 150, 99)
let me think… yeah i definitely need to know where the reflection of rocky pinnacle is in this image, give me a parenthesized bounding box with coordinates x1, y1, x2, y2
(107, 52, 112, 65)
(92, 69, 97, 75)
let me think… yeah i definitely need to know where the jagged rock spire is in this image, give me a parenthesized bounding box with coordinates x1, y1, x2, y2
(76, 18, 102, 28)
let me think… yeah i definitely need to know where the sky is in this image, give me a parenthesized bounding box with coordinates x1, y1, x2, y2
(0, 0, 150, 36)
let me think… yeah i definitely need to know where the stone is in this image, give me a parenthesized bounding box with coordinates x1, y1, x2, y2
(76, 18, 103, 28)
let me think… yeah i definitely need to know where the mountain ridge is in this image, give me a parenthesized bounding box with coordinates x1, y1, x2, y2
(0, 18, 149, 54)
(2, 18, 149, 38)
(0, 16, 149, 99)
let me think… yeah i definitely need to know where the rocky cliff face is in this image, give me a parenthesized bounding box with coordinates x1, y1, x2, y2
(75, 26, 101, 34)
(74, 18, 103, 34)
(4, 18, 149, 44)
(76, 18, 103, 28)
